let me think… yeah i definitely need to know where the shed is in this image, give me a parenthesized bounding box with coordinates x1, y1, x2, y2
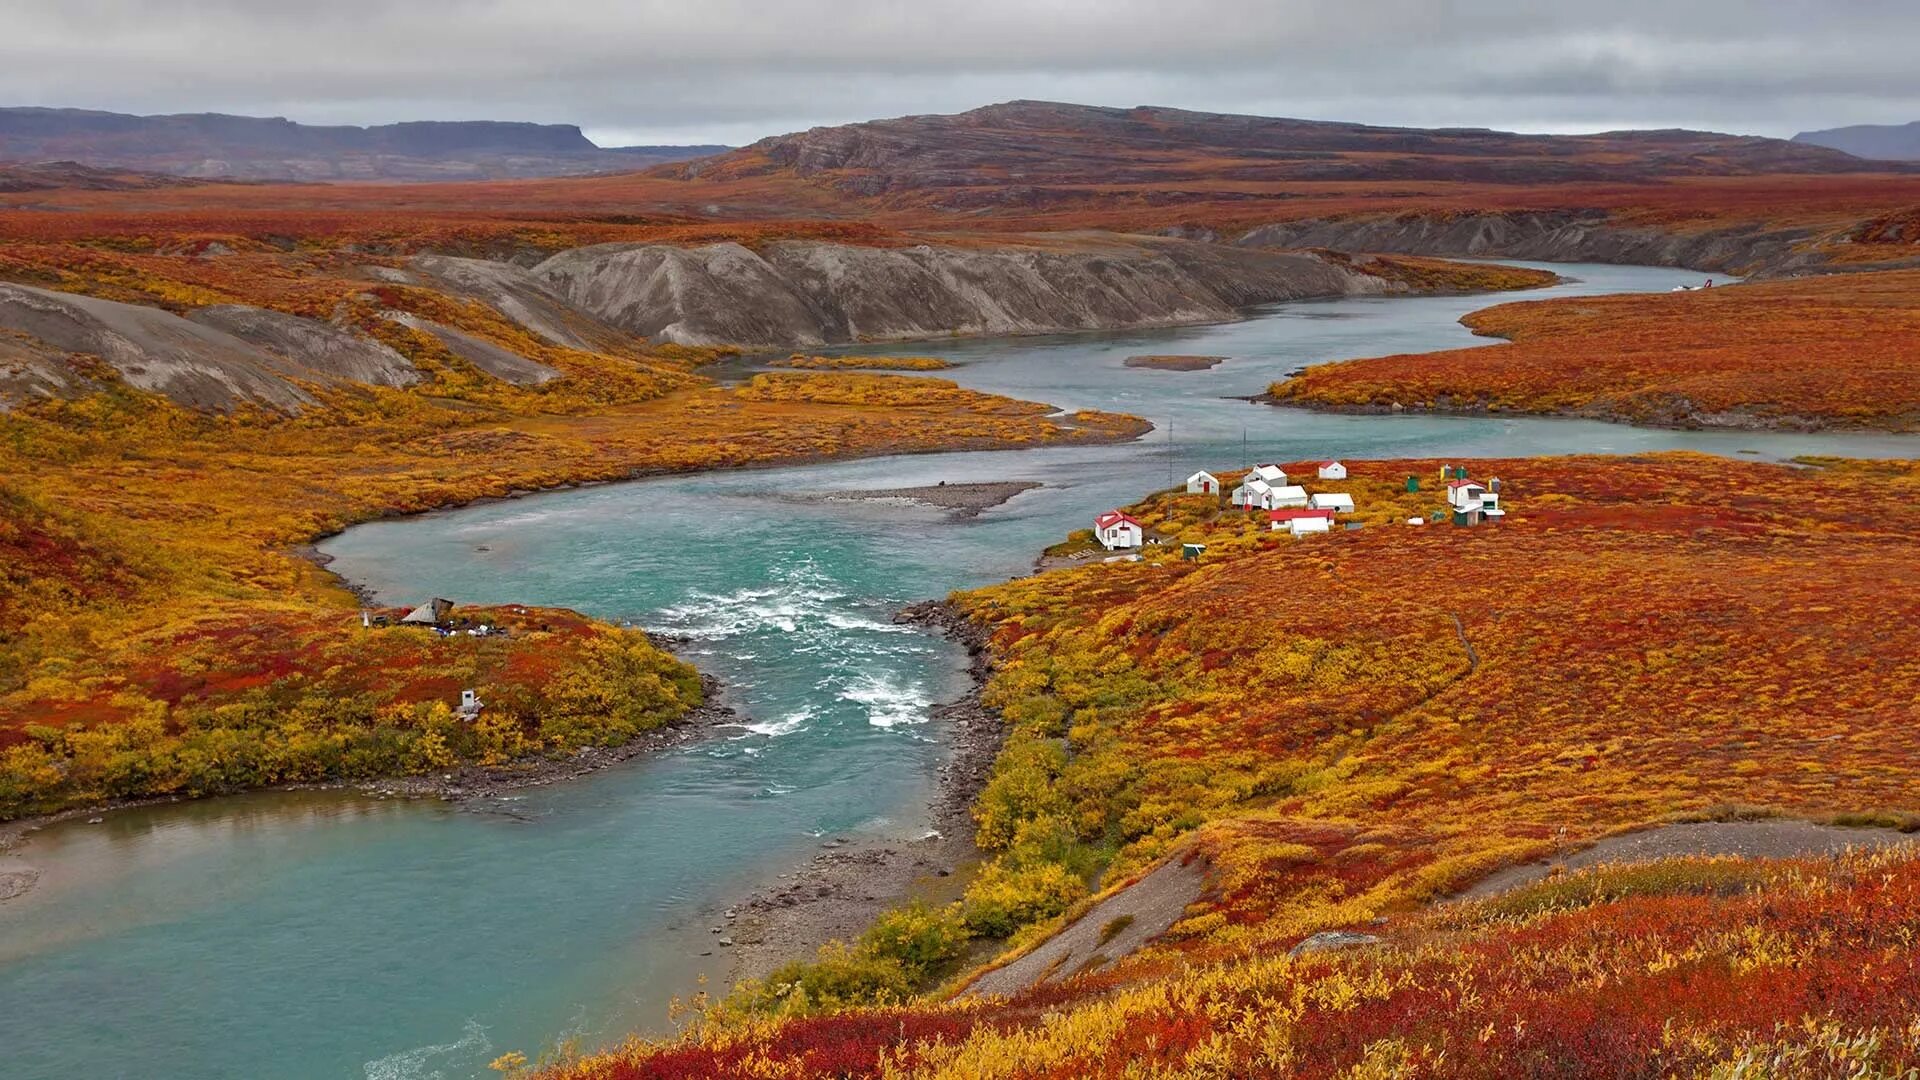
(1251, 463, 1289, 485)
(402, 598, 455, 625)
(1317, 461, 1347, 480)
(1094, 510, 1145, 550)
(1310, 492, 1355, 513)
(1406, 475, 1421, 493)
(1182, 543, 1207, 561)
(1231, 477, 1270, 508)
(1185, 470, 1220, 495)
(457, 689, 484, 719)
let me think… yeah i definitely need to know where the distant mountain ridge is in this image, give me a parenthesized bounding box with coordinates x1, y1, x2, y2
(1794, 122, 1920, 161)
(666, 100, 1878, 201)
(0, 107, 727, 181)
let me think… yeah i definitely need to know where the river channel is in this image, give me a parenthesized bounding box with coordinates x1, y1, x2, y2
(5, 262, 1916, 1080)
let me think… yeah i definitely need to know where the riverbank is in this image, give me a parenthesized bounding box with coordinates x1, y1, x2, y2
(1266, 268, 1920, 434)
(717, 600, 1001, 983)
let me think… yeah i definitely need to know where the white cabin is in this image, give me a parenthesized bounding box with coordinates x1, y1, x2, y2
(1094, 510, 1144, 550)
(1445, 479, 1486, 510)
(1251, 463, 1289, 485)
(1310, 492, 1355, 514)
(1231, 477, 1271, 508)
(1265, 485, 1309, 509)
(1269, 509, 1335, 534)
(1185, 470, 1220, 495)
(1317, 461, 1347, 480)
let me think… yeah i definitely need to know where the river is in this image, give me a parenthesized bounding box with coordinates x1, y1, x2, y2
(4, 262, 1916, 1080)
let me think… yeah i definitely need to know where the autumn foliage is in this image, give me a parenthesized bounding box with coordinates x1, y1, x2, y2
(1271, 270, 1920, 431)
(541, 453, 1920, 1078)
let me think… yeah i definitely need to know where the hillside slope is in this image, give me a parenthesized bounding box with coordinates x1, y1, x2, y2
(1796, 121, 1920, 161)
(675, 100, 1872, 196)
(531, 235, 1533, 348)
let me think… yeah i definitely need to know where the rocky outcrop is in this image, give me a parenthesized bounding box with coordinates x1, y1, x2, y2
(411, 254, 641, 352)
(188, 305, 419, 388)
(534, 235, 1404, 348)
(0, 284, 318, 411)
(382, 312, 561, 385)
(1235, 211, 1855, 278)
(0, 285, 450, 411)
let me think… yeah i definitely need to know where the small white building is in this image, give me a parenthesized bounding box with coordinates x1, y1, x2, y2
(1186, 470, 1220, 495)
(1445, 479, 1487, 510)
(1269, 509, 1334, 535)
(1310, 492, 1355, 514)
(1094, 510, 1145, 550)
(1265, 485, 1310, 509)
(1317, 461, 1347, 481)
(457, 689, 484, 719)
(1232, 476, 1271, 509)
(1251, 463, 1289, 485)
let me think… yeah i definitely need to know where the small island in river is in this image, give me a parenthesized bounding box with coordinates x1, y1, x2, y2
(1125, 354, 1227, 371)
(801, 481, 1043, 517)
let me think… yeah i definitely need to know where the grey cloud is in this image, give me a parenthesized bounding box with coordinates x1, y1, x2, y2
(3, 1, 1916, 144)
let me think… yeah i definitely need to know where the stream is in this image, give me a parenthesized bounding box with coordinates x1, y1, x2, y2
(5, 262, 1918, 1080)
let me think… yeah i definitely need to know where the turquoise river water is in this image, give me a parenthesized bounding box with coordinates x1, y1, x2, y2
(5, 263, 1918, 1080)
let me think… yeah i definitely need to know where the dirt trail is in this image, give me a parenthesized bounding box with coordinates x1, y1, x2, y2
(1457, 819, 1918, 900)
(961, 854, 1208, 999)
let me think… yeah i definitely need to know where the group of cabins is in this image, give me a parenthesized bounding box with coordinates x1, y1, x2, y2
(1094, 460, 1512, 552)
(1225, 461, 1357, 537)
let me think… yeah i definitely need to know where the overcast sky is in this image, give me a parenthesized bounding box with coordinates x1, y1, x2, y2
(5, 1, 1916, 146)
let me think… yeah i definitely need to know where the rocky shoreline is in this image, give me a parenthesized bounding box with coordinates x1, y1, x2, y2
(714, 599, 1004, 982)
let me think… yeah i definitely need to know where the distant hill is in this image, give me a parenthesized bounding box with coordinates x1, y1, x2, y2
(0, 160, 210, 193)
(665, 100, 1877, 201)
(0, 107, 728, 181)
(1794, 122, 1920, 161)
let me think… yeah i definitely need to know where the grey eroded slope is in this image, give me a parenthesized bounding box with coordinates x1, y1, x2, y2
(188, 305, 419, 388)
(1235, 211, 1843, 278)
(0, 284, 317, 411)
(383, 312, 561, 385)
(0, 286, 445, 411)
(410, 254, 633, 352)
(534, 235, 1396, 348)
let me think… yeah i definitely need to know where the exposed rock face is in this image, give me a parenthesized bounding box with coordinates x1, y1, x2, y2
(410, 254, 633, 352)
(0, 284, 317, 411)
(535, 235, 1401, 348)
(383, 312, 562, 385)
(188, 305, 420, 388)
(0, 286, 463, 411)
(1236, 211, 1853, 277)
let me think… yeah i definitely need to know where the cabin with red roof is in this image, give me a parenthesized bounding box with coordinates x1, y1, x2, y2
(1094, 510, 1144, 550)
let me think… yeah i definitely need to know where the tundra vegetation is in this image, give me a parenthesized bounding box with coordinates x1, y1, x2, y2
(540, 454, 1920, 1079)
(0, 225, 1146, 819)
(1271, 270, 1920, 431)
